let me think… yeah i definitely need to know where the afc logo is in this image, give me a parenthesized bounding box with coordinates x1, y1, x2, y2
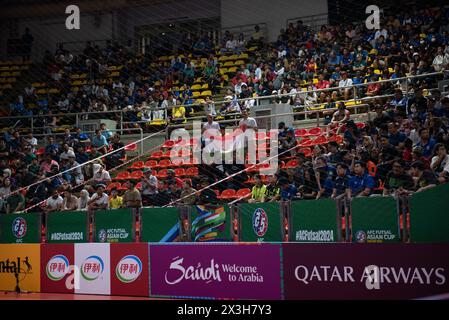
(252, 208, 268, 238)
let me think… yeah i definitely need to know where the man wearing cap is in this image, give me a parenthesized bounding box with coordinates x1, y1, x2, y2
(123, 180, 142, 208)
(166, 169, 183, 189)
(141, 168, 159, 206)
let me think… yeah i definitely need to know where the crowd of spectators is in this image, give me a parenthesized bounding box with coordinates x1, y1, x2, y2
(0, 4, 449, 214)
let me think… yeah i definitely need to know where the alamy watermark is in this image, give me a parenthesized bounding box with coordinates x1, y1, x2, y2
(168, 121, 279, 175)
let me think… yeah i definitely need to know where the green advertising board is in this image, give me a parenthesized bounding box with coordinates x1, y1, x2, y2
(141, 207, 180, 242)
(410, 183, 449, 243)
(0, 213, 41, 243)
(239, 202, 283, 242)
(94, 209, 135, 243)
(46, 211, 89, 243)
(351, 196, 400, 243)
(191, 205, 232, 242)
(290, 199, 340, 242)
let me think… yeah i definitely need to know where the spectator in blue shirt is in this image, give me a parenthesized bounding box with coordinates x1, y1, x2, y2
(92, 129, 109, 154)
(348, 161, 375, 197)
(331, 163, 350, 198)
(388, 122, 407, 149)
(416, 128, 436, 158)
(279, 178, 298, 201)
(100, 123, 114, 141)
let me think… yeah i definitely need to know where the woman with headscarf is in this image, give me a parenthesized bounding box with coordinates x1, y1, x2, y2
(77, 189, 90, 211)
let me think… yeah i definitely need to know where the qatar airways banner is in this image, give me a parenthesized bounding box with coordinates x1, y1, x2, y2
(282, 243, 449, 300)
(149, 243, 282, 299)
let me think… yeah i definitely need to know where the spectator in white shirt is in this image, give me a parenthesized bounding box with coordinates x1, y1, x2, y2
(91, 164, 111, 186)
(78, 189, 90, 211)
(338, 72, 353, 100)
(432, 46, 449, 72)
(239, 109, 257, 130)
(202, 96, 217, 116)
(234, 78, 247, 95)
(88, 185, 109, 211)
(431, 143, 449, 184)
(44, 189, 64, 213)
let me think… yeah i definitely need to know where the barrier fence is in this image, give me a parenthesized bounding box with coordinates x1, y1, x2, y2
(1, 183, 448, 245)
(1, 242, 448, 299)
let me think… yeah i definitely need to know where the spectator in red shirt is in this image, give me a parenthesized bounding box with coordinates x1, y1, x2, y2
(316, 74, 331, 102)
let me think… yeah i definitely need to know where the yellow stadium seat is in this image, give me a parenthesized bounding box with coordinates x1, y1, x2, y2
(229, 55, 238, 60)
(36, 89, 48, 94)
(313, 78, 318, 84)
(48, 88, 60, 94)
(200, 90, 212, 97)
(194, 77, 203, 83)
(191, 84, 202, 91)
(222, 74, 229, 81)
(195, 99, 206, 105)
(192, 91, 201, 98)
(238, 53, 249, 60)
(248, 46, 258, 51)
(218, 56, 228, 61)
(374, 69, 382, 75)
(227, 67, 237, 73)
(219, 68, 228, 75)
(201, 83, 209, 89)
(388, 67, 394, 73)
(233, 60, 245, 66)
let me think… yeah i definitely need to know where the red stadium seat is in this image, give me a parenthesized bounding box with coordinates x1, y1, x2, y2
(136, 182, 143, 190)
(185, 167, 199, 177)
(236, 188, 251, 199)
(119, 181, 130, 190)
(157, 159, 171, 168)
(150, 151, 163, 159)
(298, 147, 312, 157)
(312, 135, 328, 145)
(114, 171, 130, 181)
(307, 127, 322, 136)
(299, 139, 313, 147)
(218, 189, 237, 200)
(130, 170, 144, 180)
(106, 182, 121, 191)
(295, 129, 307, 137)
(161, 150, 172, 158)
(125, 143, 138, 152)
(129, 161, 144, 170)
(283, 159, 298, 169)
(162, 140, 175, 148)
(157, 169, 168, 179)
(36, 147, 45, 156)
(174, 168, 186, 177)
(144, 160, 158, 168)
(356, 122, 366, 129)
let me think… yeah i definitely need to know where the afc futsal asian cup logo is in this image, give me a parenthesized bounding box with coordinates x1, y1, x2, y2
(355, 230, 367, 243)
(252, 208, 268, 237)
(12, 217, 27, 239)
(81, 255, 104, 281)
(46, 255, 70, 281)
(98, 229, 107, 243)
(116, 255, 142, 283)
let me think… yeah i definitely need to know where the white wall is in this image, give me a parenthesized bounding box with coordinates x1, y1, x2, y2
(221, 0, 328, 42)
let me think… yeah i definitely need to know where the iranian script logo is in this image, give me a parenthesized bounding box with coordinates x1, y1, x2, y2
(81, 255, 104, 281)
(46, 255, 70, 281)
(12, 217, 27, 239)
(116, 255, 142, 283)
(164, 257, 222, 285)
(252, 208, 268, 237)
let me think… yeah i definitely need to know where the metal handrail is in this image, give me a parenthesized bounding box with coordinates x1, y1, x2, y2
(0, 71, 443, 133)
